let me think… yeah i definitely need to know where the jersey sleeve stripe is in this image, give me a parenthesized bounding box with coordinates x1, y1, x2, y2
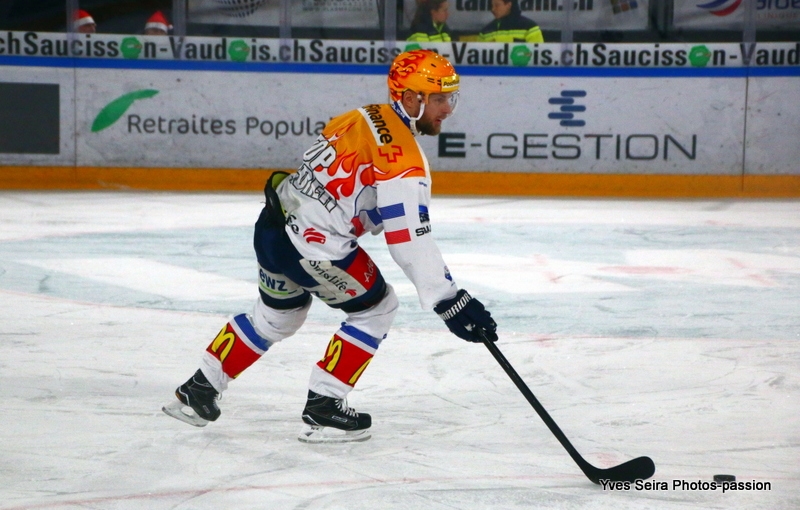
(385, 229, 412, 244)
(366, 207, 382, 225)
(379, 203, 405, 220)
(351, 216, 365, 236)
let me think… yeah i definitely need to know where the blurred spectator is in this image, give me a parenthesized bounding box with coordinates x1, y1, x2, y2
(408, 0, 452, 43)
(144, 11, 172, 35)
(73, 9, 96, 33)
(478, 0, 543, 42)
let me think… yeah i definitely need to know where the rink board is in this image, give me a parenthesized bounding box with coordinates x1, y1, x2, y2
(1, 46, 799, 196)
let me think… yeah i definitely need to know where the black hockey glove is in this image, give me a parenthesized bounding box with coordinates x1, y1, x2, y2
(434, 289, 498, 343)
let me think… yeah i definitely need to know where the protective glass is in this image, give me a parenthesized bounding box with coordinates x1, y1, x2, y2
(424, 91, 459, 116)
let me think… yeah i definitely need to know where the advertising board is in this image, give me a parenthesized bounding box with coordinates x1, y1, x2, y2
(70, 68, 746, 174)
(0, 66, 75, 166)
(0, 36, 798, 196)
(1, 32, 797, 70)
(745, 76, 800, 175)
(673, 0, 800, 30)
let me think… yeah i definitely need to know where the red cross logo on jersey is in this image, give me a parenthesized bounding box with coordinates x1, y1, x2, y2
(378, 145, 403, 163)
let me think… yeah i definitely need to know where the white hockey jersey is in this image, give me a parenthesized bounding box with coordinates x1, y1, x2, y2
(276, 103, 457, 310)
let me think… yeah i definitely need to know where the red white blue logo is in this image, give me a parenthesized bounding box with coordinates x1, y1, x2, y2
(696, 0, 742, 17)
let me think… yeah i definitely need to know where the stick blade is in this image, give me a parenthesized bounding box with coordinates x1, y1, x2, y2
(586, 456, 656, 485)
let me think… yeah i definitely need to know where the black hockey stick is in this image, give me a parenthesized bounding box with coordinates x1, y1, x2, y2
(480, 332, 655, 485)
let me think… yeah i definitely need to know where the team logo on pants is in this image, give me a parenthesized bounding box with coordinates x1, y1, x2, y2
(258, 265, 303, 300)
(299, 247, 380, 305)
(303, 228, 327, 244)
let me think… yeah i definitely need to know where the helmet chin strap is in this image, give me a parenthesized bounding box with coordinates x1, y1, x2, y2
(394, 94, 426, 136)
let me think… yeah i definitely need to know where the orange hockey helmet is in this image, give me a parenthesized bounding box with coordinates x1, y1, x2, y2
(387, 50, 460, 103)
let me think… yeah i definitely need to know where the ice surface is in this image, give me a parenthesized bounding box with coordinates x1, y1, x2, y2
(1, 192, 798, 509)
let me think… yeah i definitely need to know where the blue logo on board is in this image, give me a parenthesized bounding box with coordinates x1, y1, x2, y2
(548, 90, 587, 127)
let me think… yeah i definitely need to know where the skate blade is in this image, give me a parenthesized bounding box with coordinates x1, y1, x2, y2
(162, 399, 209, 427)
(297, 424, 371, 444)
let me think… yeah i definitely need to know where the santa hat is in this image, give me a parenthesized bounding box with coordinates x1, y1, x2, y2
(145, 11, 172, 33)
(73, 10, 95, 29)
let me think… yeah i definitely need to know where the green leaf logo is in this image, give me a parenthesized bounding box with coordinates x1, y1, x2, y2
(689, 45, 712, 67)
(228, 39, 250, 62)
(120, 37, 143, 59)
(91, 89, 159, 132)
(510, 45, 532, 67)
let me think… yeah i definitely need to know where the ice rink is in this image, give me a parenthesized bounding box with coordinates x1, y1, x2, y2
(1, 192, 798, 510)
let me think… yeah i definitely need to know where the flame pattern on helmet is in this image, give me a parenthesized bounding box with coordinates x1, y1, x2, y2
(387, 50, 460, 102)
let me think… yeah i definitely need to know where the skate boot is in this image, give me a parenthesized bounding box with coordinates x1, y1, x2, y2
(162, 369, 220, 427)
(298, 390, 372, 443)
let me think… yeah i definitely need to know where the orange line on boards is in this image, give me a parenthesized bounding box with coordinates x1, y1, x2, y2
(0, 167, 798, 198)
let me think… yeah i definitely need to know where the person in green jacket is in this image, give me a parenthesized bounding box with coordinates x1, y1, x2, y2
(478, 0, 543, 43)
(408, 0, 452, 43)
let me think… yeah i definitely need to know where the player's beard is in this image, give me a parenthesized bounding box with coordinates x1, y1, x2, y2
(415, 117, 441, 136)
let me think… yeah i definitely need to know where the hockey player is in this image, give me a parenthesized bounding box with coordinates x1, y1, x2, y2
(163, 50, 498, 443)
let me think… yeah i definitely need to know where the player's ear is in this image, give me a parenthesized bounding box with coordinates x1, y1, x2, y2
(401, 90, 420, 116)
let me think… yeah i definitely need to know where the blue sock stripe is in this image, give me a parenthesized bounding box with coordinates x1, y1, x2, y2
(233, 313, 271, 351)
(339, 322, 381, 349)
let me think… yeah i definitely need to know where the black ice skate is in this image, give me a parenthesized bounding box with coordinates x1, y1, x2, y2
(162, 369, 220, 427)
(298, 390, 372, 443)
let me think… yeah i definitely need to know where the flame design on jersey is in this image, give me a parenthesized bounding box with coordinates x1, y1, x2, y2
(327, 154, 373, 199)
(318, 113, 426, 200)
(320, 120, 370, 200)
